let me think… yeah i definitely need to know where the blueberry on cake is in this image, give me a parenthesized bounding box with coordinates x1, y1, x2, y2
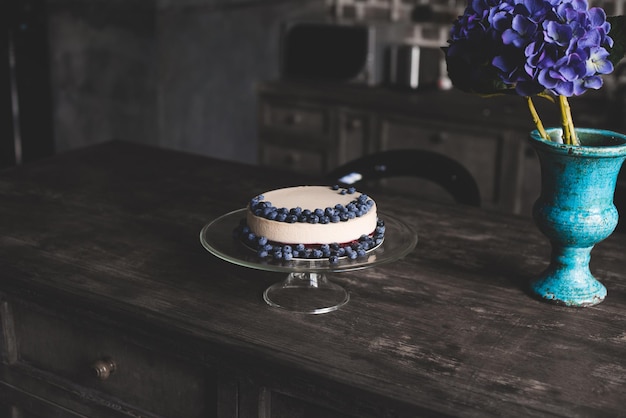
(234, 185, 385, 263)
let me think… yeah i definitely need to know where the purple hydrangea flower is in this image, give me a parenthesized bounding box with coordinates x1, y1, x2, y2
(446, 0, 614, 97)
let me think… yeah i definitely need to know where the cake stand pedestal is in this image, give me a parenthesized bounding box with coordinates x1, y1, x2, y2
(200, 209, 417, 314)
(263, 272, 350, 314)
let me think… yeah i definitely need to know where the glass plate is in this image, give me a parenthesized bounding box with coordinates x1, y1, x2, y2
(200, 209, 417, 274)
(199, 208, 417, 314)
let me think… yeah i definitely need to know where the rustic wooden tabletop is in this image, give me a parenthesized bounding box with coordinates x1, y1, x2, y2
(1, 140, 625, 417)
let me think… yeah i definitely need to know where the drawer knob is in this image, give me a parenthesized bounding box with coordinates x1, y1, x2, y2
(91, 358, 116, 380)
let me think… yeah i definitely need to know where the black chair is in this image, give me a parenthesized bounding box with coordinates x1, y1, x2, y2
(326, 149, 481, 207)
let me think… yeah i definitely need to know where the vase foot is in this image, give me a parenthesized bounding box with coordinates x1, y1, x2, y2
(530, 275, 606, 307)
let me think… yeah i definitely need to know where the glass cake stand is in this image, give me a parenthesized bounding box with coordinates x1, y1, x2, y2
(199, 208, 417, 314)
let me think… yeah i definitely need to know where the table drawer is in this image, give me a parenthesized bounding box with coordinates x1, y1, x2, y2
(10, 301, 214, 418)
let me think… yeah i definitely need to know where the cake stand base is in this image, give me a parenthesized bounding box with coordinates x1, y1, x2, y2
(263, 272, 349, 314)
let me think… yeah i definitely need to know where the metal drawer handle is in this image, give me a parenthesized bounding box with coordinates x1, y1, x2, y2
(285, 113, 302, 125)
(284, 152, 301, 165)
(348, 118, 362, 130)
(431, 132, 448, 143)
(91, 358, 116, 380)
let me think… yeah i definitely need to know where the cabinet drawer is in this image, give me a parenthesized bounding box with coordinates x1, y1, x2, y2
(261, 101, 329, 136)
(381, 119, 503, 205)
(10, 301, 214, 418)
(338, 110, 369, 164)
(260, 144, 326, 174)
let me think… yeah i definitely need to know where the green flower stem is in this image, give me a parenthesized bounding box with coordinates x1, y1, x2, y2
(558, 95, 579, 145)
(526, 97, 548, 140)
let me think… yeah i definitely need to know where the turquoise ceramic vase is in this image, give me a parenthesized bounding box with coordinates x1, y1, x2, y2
(528, 128, 626, 307)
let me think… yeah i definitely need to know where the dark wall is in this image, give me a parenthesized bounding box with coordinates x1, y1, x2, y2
(46, 0, 326, 164)
(47, 0, 157, 152)
(156, 0, 327, 163)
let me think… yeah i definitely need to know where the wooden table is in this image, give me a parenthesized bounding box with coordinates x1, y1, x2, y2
(0, 141, 624, 417)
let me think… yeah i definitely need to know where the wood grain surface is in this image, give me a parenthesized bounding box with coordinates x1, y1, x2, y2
(1, 141, 625, 417)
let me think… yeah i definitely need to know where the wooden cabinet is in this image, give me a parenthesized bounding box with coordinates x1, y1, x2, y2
(257, 81, 609, 215)
(258, 96, 373, 176)
(378, 116, 525, 211)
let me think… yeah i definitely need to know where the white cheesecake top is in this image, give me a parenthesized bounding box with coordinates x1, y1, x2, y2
(246, 186, 378, 245)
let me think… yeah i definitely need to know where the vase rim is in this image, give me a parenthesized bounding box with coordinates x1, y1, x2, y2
(530, 128, 626, 157)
